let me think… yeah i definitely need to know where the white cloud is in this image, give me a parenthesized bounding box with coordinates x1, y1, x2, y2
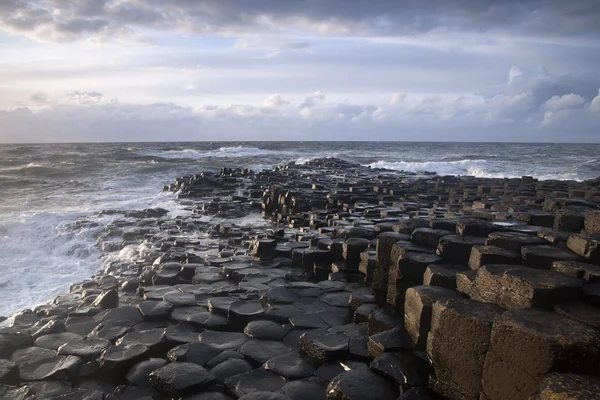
(591, 89, 600, 113)
(263, 94, 290, 109)
(299, 90, 326, 109)
(544, 94, 585, 111)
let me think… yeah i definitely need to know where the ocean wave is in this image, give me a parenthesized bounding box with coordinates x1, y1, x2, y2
(365, 159, 487, 175)
(365, 159, 585, 181)
(140, 146, 292, 160)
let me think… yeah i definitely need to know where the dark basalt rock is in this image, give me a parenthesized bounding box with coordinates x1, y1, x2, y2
(0, 384, 35, 400)
(264, 352, 318, 379)
(99, 306, 143, 324)
(240, 339, 294, 365)
(279, 377, 328, 400)
(244, 320, 291, 340)
(299, 329, 349, 362)
(19, 354, 83, 381)
(149, 361, 215, 398)
(56, 337, 111, 361)
(115, 328, 165, 350)
(10, 346, 56, 365)
(367, 326, 414, 359)
(136, 300, 173, 321)
(163, 291, 197, 306)
(224, 369, 286, 397)
(126, 358, 168, 385)
(238, 392, 292, 400)
(0, 359, 18, 385)
(165, 322, 201, 345)
(229, 301, 266, 329)
(187, 311, 229, 330)
(199, 330, 248, 351)
(326, 369, 398, 400)
(370, 352, 433, 387)
(98, 343, 149, 370)
(91, 289, 119, 310)
(532, 373, 600, 399)
(289, 314, 330, 329)
(210, 358, 254, 383)
(167, 342, 222, 366)
(34, 332, 83, 351)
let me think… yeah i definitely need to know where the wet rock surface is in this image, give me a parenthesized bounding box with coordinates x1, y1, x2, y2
(1, 157, 599, 399)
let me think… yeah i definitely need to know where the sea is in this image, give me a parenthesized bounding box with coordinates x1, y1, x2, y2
(1, 142, 599, 318)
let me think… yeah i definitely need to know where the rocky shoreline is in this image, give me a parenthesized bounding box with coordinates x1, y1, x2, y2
(2, 157, 600, 400)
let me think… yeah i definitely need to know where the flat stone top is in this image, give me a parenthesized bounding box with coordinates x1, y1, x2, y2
(434, 298, 504, 322)
(494, 308, 600, 343)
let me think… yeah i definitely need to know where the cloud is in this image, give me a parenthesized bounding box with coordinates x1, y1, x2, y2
(590, 90, 600, 113)
(2, 1, 600, 43)
(300, 90, 326, 109)
(1, 66, 599, 143)
(29, 91, 49, 105)
(263, 94, 290, 109)
(544, 94, 585, 111)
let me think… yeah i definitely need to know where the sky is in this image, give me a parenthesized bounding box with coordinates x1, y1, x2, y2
(0, 0, 599, 142)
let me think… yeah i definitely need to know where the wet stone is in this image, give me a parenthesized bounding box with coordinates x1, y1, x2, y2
(262, 287, 299, 305)
(264, 351, 318, 379)
(279, 377, 328, 400)
(100, 306, 143, 324)
(199, 330, 248, 351)
(91, 289, 119, 310)
(149, 361, 215, 398)
(551, 260, 600, 282)
(126, 358, 168, 386)
(164, 291, 197, 306)
(370, 351, 433, 388)
(521, 245, 584, 270)
(240, 339, 294, 364)
(10, 346, 56, 365)
(468, 245, 520, 270)
(88, 319, 132, 342)
(167, 342, 222, 366)
(34, 332, 83, 351)
(319, 292, 351, 307)
(299, 329, 348, 362)
(326, 368, 398, 400)
(206, 350, 246, 369)
(264, 304, 303, 323)
(165, 322, 201, 345)
(56, 337, 111, 361)
(289, 314, 330, 329)
(532, 373, 600, 400)
(224, 369, 286, 398)
(99, 343, 149, 371)
(485, 232, 546, 252)
(171, 305, 209, 323)
(315, 307, 353, 327)
(0, 359, 18, 385)
(553, 301, 600, 329)
(367, 326, 415, 359)
(115, 328, 165, 350)
(211, 358, 254, 383)
(207, 298, 237, 315)
(244, 320, 291, 340)
(19, 354, 83, 381)
(187, 311, 229, 330)
(238, 392, 291, 400)
(229, 301, 266, 329)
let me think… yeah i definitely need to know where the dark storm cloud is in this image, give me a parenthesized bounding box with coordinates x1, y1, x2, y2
(2, 0, 599, 41)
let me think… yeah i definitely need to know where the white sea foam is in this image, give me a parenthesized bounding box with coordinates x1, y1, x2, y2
(145, 146, 291, 159)
(364, 159, 583, 181)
